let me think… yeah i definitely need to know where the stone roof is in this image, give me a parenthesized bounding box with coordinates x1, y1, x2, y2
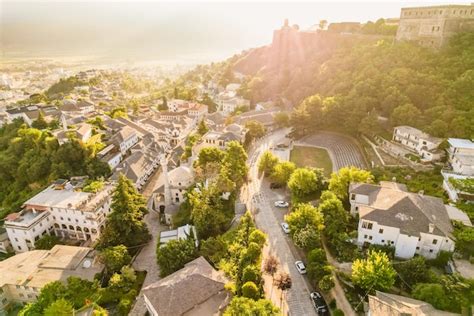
(142, 257, 230, 316)
(111, 126, 137, 144)
(352, 182, 454, 238)
(0, 245, 103, 289)
(369, 291, 458, 316)
(168, 165, 194, 185)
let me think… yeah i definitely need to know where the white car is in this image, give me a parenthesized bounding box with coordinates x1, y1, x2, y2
(295, 261, 307, 274)
(274, 201, 289, 208)
(281, 222, 290, 234)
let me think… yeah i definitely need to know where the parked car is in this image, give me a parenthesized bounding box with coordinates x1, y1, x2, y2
(295, 260, 307, 274)
(274, 200, 289, 208)
(270, 182, 283, 189)
(310, 292, 329, 315)
(281, 222, 290, 234)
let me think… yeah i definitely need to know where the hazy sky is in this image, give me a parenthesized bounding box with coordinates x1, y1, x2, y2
(0, 0, 468, 63)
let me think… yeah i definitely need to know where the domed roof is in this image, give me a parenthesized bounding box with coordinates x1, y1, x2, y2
(225, 123, 243, 133)
(168, 165, 194, 185)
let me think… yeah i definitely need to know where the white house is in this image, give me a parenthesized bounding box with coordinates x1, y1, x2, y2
(441, 138, 474, 202)
(447, 138, 474, 176)
(168, 165, 194, 204)
(5, 178, 113, 253)
(393, 126, 443, 162)
(97, 144, 122, 170)
(111, 126, 139, 154)
(348, 181, 466, 259)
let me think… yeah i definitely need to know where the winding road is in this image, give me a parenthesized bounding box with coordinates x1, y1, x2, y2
(244, 129, 358, 316)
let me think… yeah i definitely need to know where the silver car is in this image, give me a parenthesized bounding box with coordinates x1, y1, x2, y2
(281, 222, 290, 234)
(295, 260, 307, 274)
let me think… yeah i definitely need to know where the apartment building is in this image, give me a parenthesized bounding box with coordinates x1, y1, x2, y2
(5, 178, 113, 253)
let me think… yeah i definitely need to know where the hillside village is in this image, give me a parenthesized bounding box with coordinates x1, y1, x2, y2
(0, 2, 474, 316)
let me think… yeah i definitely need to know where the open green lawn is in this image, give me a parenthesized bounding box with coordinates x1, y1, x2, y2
(290, 146, 333, 177)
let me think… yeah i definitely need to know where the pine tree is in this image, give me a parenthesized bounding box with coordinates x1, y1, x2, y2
(98, 174, 150, 248)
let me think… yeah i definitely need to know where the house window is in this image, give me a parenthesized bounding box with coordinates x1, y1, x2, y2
(364, 234, 368, 239)
(350, 194, 356, 200)
(19, 293, 24, 298)
(391, 241, 395, 245)
(429, 249, 433, 253)
(379, 229, 384, 234)
(416, 246, 420, 250)
(432, 239, 438, 245)
(368, 236, 373, 240)
(381, 239, 385, 243)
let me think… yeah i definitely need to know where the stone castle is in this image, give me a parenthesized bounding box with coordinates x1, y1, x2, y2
(396, 3, 474, 48)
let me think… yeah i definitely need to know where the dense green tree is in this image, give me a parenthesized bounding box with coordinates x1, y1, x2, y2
(99, 245, 132, 275)
(156, 238, 198, 277)
(273, 112, 290, 128)
(197, 119, 209, 136)
(35, 234, 62, 250)
(222, 141, 248, 187)
(43, 299, 74, 316)
(257, 150, 279, 176)
(98, 175, 150, 248)
(223, 297, 280, 315)
(394, 256, 431, 290)
(241, 281, 260, 300)
(352, 250, 396, 292)
(328, 167, 373, 200)
(288, 167, 325, 200)
(195, 147, 226, 171)
(271, 161, 296, 185)
(285, 203, 324, 239)
(31, 111, 48, 130)
(158, 96, 168, 111)
(306, 248, 331, 282)
(188, 184, 230, 239)
(244, 120, 266, 144)
(412, 283, 449, 311)
(292, 225, 321, 251)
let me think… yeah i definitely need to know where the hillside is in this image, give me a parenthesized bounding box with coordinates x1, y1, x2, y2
(231, 28, 474, 139)
(233, 28, 389, 105)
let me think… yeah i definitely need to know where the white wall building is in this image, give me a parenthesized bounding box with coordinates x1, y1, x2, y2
(0, 245, 103, 312)
(447, 138, 474, 176)
(349, 181, 464, 259)
(5, 179, 113, 253)
(168, 165, 194, 204)
(393, 126, 443, 161)
(111, 126, 139, 154)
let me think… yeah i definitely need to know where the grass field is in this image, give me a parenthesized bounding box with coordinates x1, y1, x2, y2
(290, 146, 333, 177)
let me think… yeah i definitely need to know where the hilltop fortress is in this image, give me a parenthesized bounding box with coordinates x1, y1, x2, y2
(396, 3, 474, 48)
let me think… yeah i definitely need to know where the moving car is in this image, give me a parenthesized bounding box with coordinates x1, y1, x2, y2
(310, 292, 329, 315)
(281, 222, 290, 234)
(295, 260, 307, 274)
(274, 200, 289, 208)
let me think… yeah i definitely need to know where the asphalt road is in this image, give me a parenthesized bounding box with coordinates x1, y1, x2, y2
(244, 129, 317, 316)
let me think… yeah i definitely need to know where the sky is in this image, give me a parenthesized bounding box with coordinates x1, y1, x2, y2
(0, 0, 469, 63)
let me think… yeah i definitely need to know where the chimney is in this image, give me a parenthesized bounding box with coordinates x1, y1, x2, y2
(429, 223, 435, 233)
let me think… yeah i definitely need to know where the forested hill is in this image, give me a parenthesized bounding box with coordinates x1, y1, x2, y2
(0, 121, 110, 217)
(233, 31, 474, 139)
